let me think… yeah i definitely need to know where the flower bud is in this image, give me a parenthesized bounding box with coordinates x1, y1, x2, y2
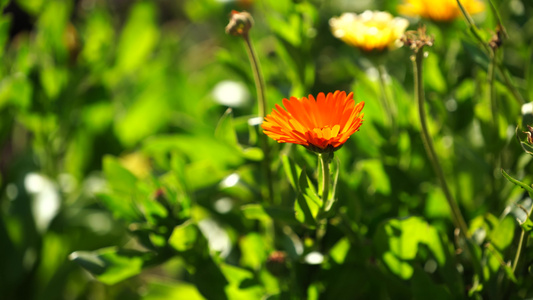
(225, 10, 254, 37)
(401, 25, 434, 53)
(265, 251, 289, 277)
(524, 125, 533, 144)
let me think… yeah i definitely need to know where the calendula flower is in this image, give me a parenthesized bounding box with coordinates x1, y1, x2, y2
(262, 91, 364, 153)
(329, 11, 409, 52)
(398, 0, 484, 22)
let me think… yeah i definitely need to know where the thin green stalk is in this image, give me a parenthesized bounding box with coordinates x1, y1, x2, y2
(413, 49, 470, 239)
(243, 34, 267, 118)
(456, 0, 526, 105)
(456, 0, 490, 53)
(496, 64, 526, 105)
(488, 50, 498, 125)
(316, 153, 332, 247)
(512, 229, 526, 274)
(320, 153, 331, 209)
(377, 64, 395, 129)
(242, 34, 275, 203)
(512, 204, 533, 274)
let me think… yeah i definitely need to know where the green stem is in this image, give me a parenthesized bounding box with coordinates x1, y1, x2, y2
(242, 34, 275, 203)
(316, 153, 332, 247)
(243, 34, 267, 118)
(377, 64, 395, 129)
(512, 204, 533, 274)
(488, 50, 498, 125)
(320, 153, 332, 212)
(456, 0, 490, 53)
(413, 49, 470, 239)
(512, 229, 526, 274)
(456, 0, 526, 105)
(496, 64, 526, 105)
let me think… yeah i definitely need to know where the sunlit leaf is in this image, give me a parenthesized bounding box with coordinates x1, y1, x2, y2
(282, 154, 301, 191)
(69, 248, 148, 285)
(375, 217, 447, 280)
(240, 233, 268, 270)
(215, 108, 238, 147)
(489, 216, 515, 251)
(169, 221, 198, 252)
(294, 170, 320, 227)
(114, 1, 159, 76)
(142, 278, 206, 300)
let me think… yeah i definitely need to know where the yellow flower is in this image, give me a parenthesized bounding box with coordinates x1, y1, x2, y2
(329, 11, 409, 52)
(398, 0, 484, 21)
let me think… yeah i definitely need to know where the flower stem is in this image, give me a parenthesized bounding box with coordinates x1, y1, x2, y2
(496, 64, 526, 105)
(512, 204, 533, 274)
(413, 49, 470, 239)
(243, 34, 267, 118)
(242, 33, 275, 203)
(456, 0, 490, 53)
(316, 152, 332, 248)
(377, 64, 395, 130)
(456, 0, 526, 105)
(488, 49, 498, 125)
(320, 153, 331, 208)
(512, 229, 526, 274)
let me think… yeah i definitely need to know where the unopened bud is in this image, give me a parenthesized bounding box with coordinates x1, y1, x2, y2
(524, 125, 533, 144)
(225, 10, 254, 37)
(266, 251, 289, 277)
(401, 25, 434, 53)
(489, 25, 505, 51)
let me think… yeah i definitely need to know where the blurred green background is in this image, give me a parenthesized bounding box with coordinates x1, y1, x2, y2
(1, 0, 533, 299)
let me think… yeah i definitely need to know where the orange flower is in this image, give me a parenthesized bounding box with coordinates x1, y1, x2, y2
(398, 0, 484, 22)
(262, 91, 364, 153)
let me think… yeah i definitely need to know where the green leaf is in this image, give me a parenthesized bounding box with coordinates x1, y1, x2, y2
(215, 108, 238, 147)
(282, 154, 301, 191)
(100, 156, 142, 222)
(241, 147, 263, 161)
(412, 268, 453, 300)
(220, 263, 264, 299)
(114, 1, 159, 75)
(103, 155, 138, 193)
(69, 248, 147, 285)
(239, 233, 268, 270)
(489, 216, 515, 251)
(375, 217, 447, 280)
(521, 217, 533, 232)
(241, 204, 272, 223)
(424, 54, 446, 93)
(361, 159, 391, 195)
(168, 221, 198, 252)
(142, 278, 206, 300)
(485, 243, 517, 283)
(294, 170, 320, 227)
(330, 237, 350, 264)
(501, 169, 533, 199)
